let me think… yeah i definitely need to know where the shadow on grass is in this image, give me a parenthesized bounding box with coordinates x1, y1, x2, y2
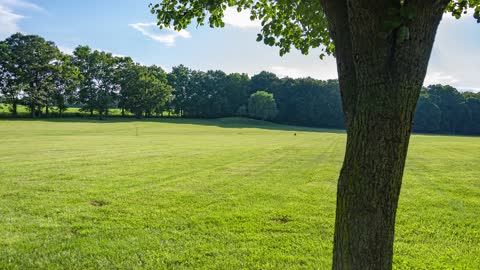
(0, 115, 346, 134)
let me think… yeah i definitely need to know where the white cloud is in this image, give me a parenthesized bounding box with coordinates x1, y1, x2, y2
(223, 7, 261, 29)
(0, 0, 44, 39)
(0, 0, 43, 11)
(424, 72, 458, 86)
(270, 66, 312, 79)
(425, 11, 480, 91)
(0, 6, 23, 39)
(458, 87, 480, 93)
(129, 22, 191, 46)
(58, 46, 74, 55)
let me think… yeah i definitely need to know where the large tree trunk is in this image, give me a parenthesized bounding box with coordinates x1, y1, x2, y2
(332, 82, 419, 269)
(319, 1, 449, 269)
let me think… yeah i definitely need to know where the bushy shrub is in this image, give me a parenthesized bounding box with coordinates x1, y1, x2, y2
(248, 91, 278, 121)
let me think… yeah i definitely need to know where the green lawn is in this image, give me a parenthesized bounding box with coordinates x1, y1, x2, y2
(0, 118, 478, 269)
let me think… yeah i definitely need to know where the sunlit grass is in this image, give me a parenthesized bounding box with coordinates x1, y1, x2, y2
(0, 118, 478, 269)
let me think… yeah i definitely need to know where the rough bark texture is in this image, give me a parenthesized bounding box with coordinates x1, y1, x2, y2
(12, 102, 17, 116)
(319, 0, 449, 269)
(30, 104, 35, 118)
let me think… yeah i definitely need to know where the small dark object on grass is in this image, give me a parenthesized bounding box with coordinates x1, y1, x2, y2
(294, 133, 296, 136)
(271, 215, 292, 224)
(90, 200, 108, 207)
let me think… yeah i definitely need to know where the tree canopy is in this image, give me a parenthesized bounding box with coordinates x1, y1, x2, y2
(150, 0, 479, 58)
(0, 33, 478, 135)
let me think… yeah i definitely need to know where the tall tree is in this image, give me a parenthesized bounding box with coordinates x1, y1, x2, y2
(150, 1, 480, 268)
(49, 54, 81, 117)
(2, 33, 61, 117)
(463, 97, 480, 134)
(250, 71, 280, 95)
(426, 84, 465, 133)
(413, 95, 442, 133)
(224, 73, 250, 115)
(119, 63, 172, 118)
(73, 46, 120, 118)
(168, 65, 193, 116)
(0, 41, 20, 116)
(116, 56, 136, 116)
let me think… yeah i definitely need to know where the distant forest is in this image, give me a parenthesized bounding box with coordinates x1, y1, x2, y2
(1, 33, 479, 135)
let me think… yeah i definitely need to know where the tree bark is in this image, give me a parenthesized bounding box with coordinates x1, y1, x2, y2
(319, 1, 449, 269)
(30, 104, 35, 118)
(12, 102, 17, 117)
(36, 105, 42, 118)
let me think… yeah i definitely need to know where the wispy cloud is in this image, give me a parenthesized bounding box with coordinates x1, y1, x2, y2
(57, 46, 74, 55)
(0, 0, 44, 39)
(223, 7, 261, 29)
(0, 6, 23, 39)
(270, 66, 311, 79)
(0, 0, 43, 11)
(129, 22, 191, 47)
(424, 72, 459, 86)
(425, 13, 480, 91)
(458, 87, 480, 93)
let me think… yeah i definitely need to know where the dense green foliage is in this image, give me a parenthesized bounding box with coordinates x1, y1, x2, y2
(0, 118, 478, 269)
(72, 46, 120, 117)
(414, 85, 480, 134)
(150, 1, 479, 59)
(118, 62, 173, 118)
(0, 34, 172, 119)
(0, 33, 79, 117)
(0, 33, 479, 134)
(248, 91, 278, 120)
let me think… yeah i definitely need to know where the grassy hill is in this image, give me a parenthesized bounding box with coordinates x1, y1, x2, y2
(0, 118, 478, 269)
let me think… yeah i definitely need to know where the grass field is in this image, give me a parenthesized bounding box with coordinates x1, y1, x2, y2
(0, 118, 479, 269)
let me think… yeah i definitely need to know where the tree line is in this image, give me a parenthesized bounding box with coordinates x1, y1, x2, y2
(1, 33, 479, 135)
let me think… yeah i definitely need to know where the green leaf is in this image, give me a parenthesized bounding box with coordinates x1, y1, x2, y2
(397, 25, 410, 44)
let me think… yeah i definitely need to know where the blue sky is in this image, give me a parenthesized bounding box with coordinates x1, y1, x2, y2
(1, 0, 479, 91)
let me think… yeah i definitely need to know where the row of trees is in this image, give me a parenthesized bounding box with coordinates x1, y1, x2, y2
(166, 66, 343, 127)
(1, 33, 479, 135)
(415, 85, 480, 135)
(0, 33, 172, 119)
